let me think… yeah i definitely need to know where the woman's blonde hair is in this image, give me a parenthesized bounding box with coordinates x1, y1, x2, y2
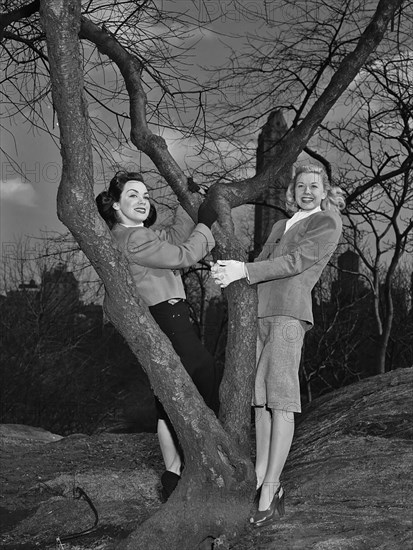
(285, 164, 346, 213)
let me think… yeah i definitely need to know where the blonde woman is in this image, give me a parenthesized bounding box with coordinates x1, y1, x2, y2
(212, 165, 345, 526)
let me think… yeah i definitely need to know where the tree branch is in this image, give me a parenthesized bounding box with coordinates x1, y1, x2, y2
(346, 152, 413, 204)
(0, 0, 40, 40)
(78, 15, 199, 216)
(206, 0, 405, 208)
(2, 31, 48, 61)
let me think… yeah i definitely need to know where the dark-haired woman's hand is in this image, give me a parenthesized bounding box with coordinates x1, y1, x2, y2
(197, 201, 218, 229)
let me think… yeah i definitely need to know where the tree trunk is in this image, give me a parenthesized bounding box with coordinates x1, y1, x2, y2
(376, 248, 400, 374)
(117, 474, 253, 550)
(40, 2, 255, 548)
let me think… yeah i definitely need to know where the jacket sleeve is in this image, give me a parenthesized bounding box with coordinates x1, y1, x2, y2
(125, 224, 215, 269)
(246, 212, 342, 284)
(155, 205, 196, 245)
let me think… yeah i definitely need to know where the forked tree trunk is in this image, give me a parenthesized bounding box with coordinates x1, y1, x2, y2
(40, 2, 256, 548)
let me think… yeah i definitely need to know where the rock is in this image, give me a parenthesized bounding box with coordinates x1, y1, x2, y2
(276, 367, 413, 550)
(0, 370, 412, 549)
(0, 432, 163, 548)
(0, 424, 63, 448)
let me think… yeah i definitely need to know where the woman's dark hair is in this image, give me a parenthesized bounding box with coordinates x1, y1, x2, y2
(96, 170, 157, 229)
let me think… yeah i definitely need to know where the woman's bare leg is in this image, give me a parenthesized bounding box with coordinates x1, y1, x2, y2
(254, 406, 272, 489)
(157, 419, 181, 474)
(258, 408, 294, 511)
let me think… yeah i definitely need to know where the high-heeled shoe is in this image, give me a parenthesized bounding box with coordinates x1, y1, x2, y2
(250, 485, 285, 528)
(160, 470, 181, 501)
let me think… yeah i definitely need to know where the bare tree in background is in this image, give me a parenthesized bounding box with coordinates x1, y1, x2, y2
(0, 1, 407, 547)
(320, 52, 413, 374)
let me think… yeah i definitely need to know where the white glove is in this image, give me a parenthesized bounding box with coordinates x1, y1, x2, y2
(211, 260, 247, 288)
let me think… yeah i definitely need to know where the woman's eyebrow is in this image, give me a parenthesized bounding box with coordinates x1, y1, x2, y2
(127, 188, 149, 195)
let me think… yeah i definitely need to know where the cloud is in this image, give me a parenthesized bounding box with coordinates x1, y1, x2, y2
(0, 179, 37, 207)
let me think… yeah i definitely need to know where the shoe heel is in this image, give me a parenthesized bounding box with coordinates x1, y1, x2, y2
(276, 490, 285, 517)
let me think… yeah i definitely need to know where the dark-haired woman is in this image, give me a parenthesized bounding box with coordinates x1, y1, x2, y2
(96, 171, 219, 500)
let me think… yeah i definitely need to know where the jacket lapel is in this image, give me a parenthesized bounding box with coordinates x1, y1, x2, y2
(258, 219, 288, 260)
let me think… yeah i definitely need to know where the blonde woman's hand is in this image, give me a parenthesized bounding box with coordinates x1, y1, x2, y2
(211, 260, 247, 288)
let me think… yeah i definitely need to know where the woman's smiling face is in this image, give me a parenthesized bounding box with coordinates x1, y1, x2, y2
(294, 172, 327, 211)
(113, 180, 150, 225)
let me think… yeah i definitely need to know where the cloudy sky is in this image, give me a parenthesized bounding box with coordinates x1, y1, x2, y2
(1, 111, 65, 249)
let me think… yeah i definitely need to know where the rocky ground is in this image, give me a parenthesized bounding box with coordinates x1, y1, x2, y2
(1, 368, 412, 550)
